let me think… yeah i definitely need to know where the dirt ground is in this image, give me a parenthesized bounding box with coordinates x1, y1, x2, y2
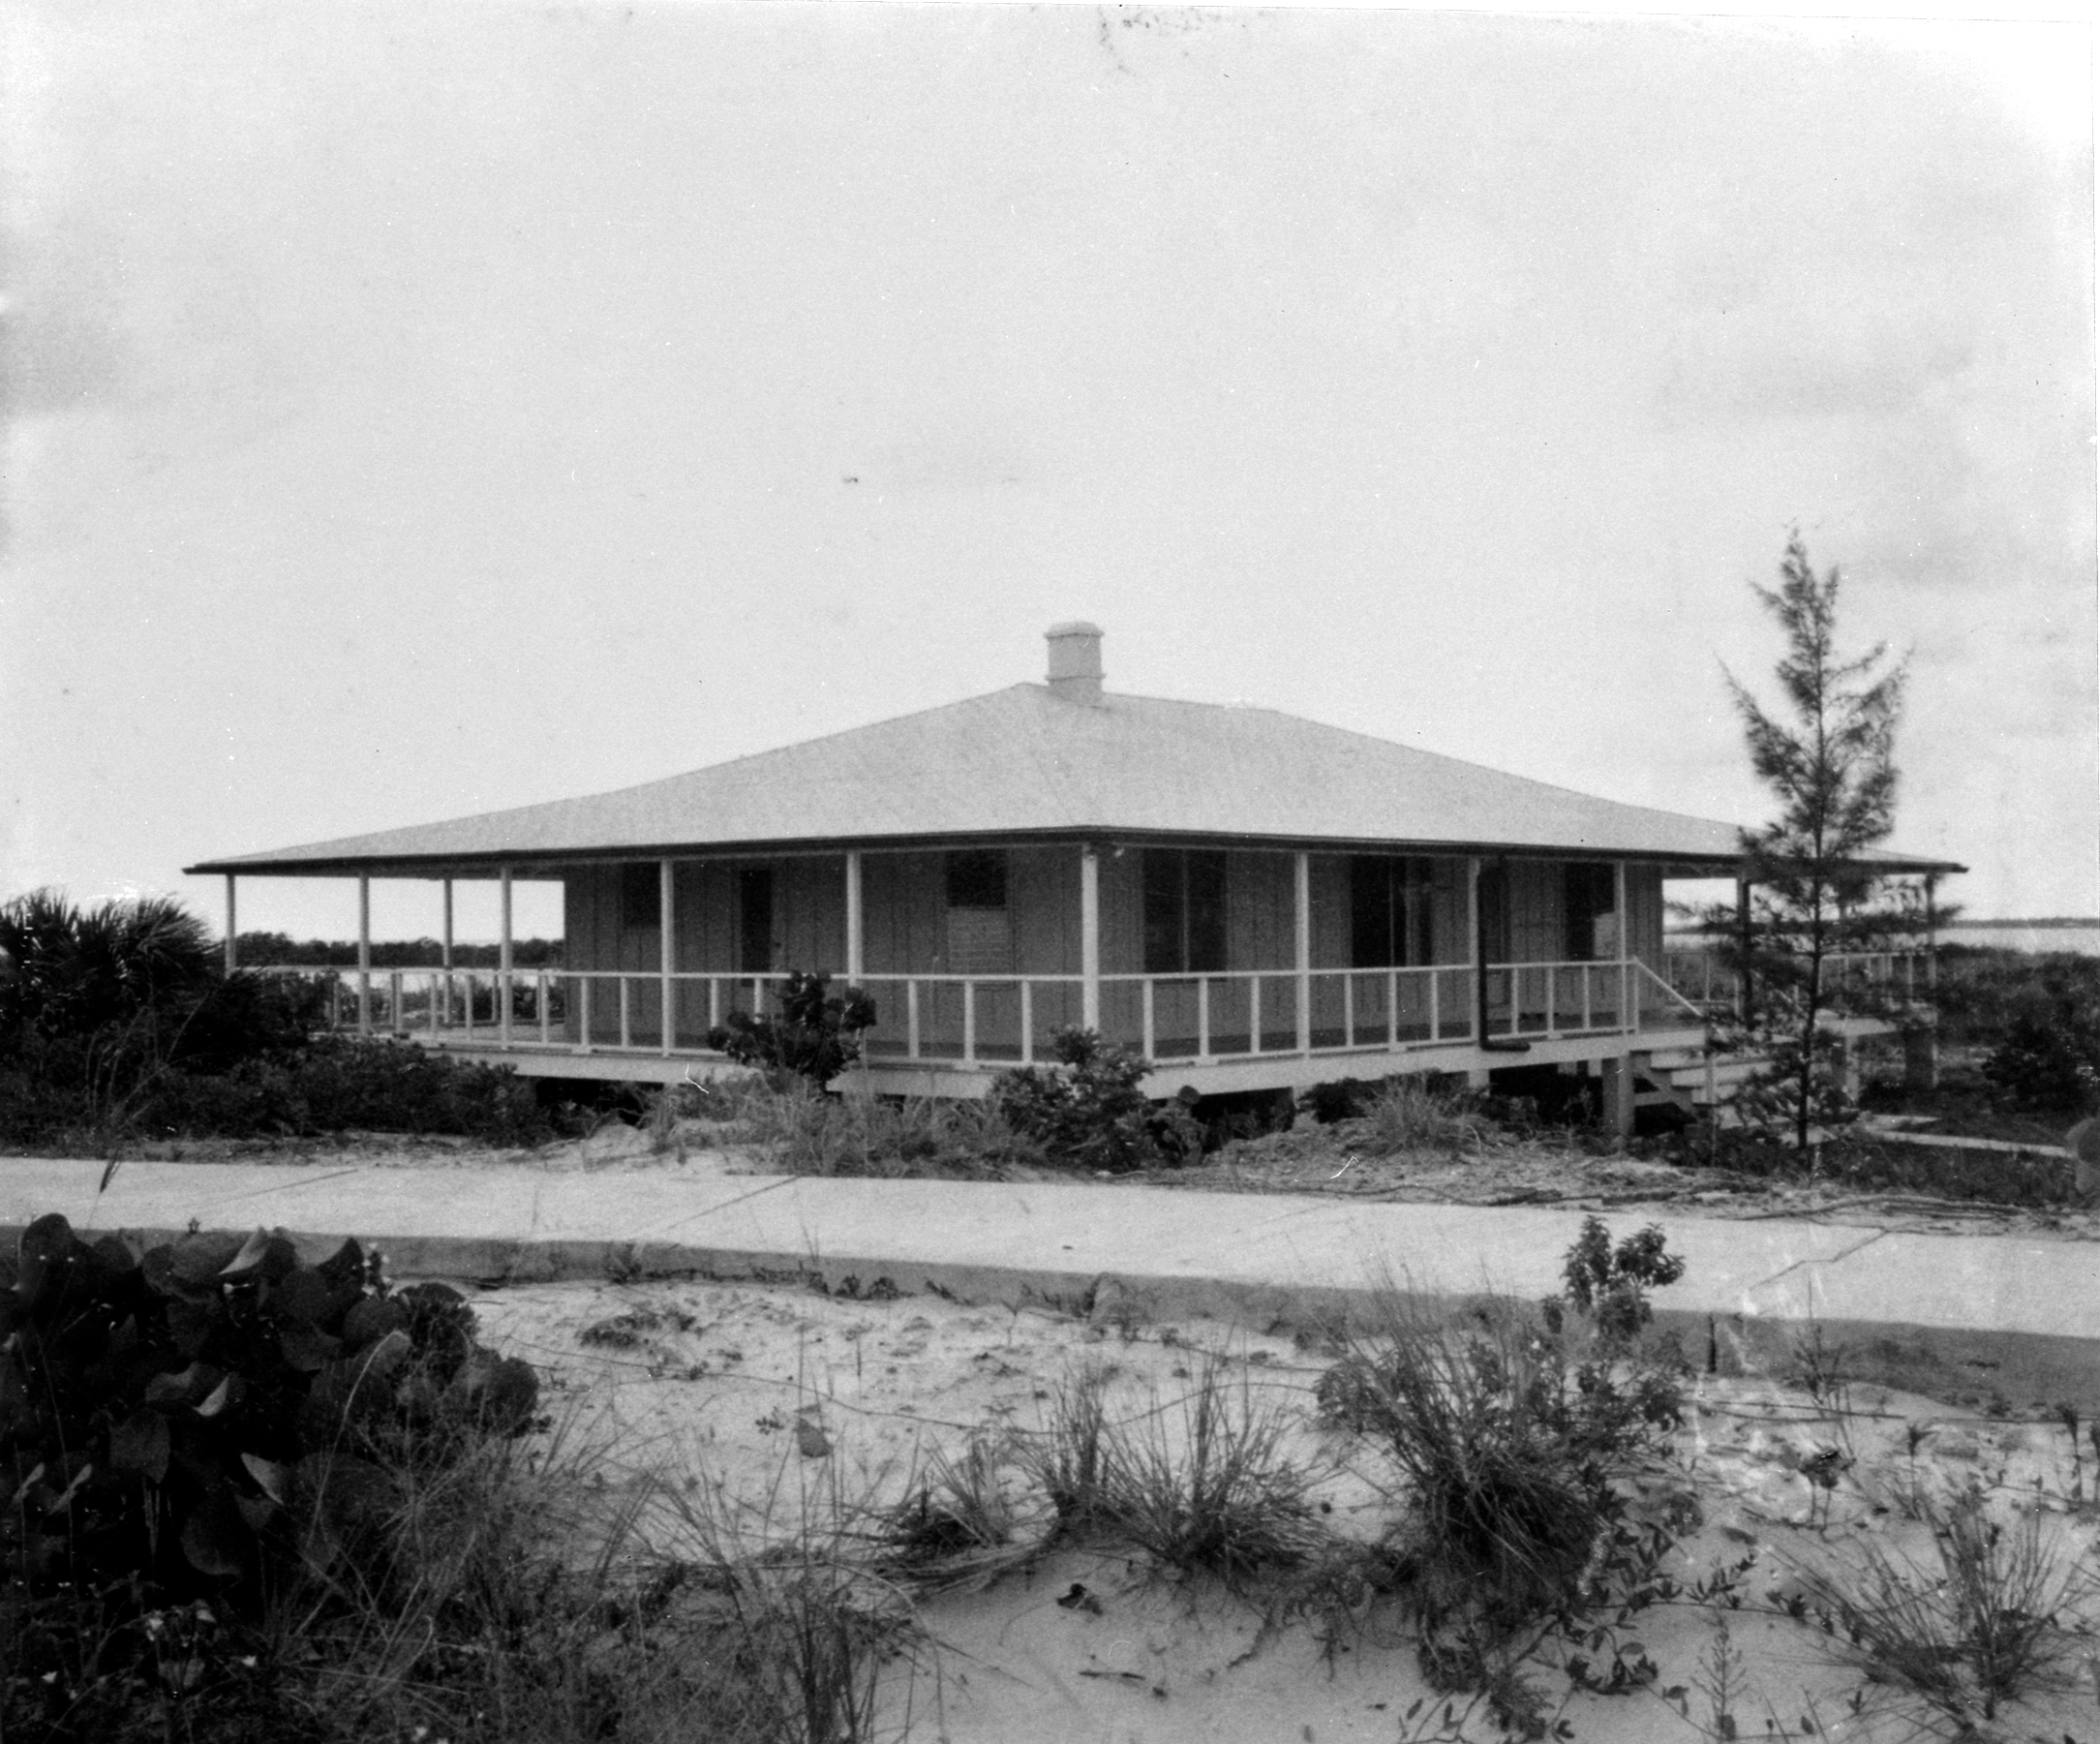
(459, 1271, 2100, 1744)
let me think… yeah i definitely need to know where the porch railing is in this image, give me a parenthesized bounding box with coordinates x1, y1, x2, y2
(261, 956, 1705, 1069)
(1480, 960, 1706, 1045)
(1662, 948, 1932, 1015)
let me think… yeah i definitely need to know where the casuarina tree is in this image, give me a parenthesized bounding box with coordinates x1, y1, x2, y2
(1718, 534, 1910, 1152)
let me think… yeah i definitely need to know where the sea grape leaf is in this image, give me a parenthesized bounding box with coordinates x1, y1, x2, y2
(110, 1411, 170, 1484)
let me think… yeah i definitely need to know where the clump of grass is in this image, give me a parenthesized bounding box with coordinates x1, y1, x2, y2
(1023, 1362, 1115, 1534)
(657, 1456, 927, 1744)
(1356, 1078, 1487, 1158)
(733, 1081, 1046, 1178)
(879, 1431, 1040, 1591)
(1784, 1484, 2093, 1729)
(1328, 1301, 1616, 1633)
(1092, 1356, 1326, 1579)
(1318, 1234, 1692, 1664)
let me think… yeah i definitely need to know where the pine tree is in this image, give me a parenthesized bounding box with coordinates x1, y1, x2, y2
(1720, 534, 1910, 1152)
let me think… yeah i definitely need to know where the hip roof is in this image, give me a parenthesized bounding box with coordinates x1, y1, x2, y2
(187, 684, 1961, 876)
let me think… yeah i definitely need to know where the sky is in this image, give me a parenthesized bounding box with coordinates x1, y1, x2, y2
(2, 0, 2093, 944)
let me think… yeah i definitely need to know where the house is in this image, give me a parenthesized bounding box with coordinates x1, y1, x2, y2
(187, 625, 1959, 1126)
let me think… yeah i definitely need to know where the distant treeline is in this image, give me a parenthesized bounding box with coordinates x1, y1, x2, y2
(1944, 918, 2100, 931)
(234, 933, 563, 968)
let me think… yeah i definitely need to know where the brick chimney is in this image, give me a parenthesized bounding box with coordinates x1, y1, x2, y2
(1046, 622, 1105, 704)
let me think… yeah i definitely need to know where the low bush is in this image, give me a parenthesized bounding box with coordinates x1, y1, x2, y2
(1547, 1216, 1686, 1343)
(1315, 1222, 1692, 1677)
(133, 1038, 561, 1148)
(706, 971, 876, 1089)
(1298, 1078, 1378, 1124)
(990, 1027, 1202, 1173)
(1, 1212, 546, 1741)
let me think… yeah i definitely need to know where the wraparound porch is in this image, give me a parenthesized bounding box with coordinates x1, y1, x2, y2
(257, 956, 1710, 1102)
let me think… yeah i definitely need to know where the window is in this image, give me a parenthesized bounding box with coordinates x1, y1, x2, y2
(945, 848, 1011, 974)
(1564, 863, 1618, 962)
(1349, 856, 1435, 967)
(945, 849, 1008, 909)
(1142, 849, 1228, 974)
(620, 863, 660, 932)
(736, 868, 774, 971)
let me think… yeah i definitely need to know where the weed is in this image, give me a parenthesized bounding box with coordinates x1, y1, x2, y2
(657, 1460, 924, 1744)
(1784, 1483, 2093, 1729)
(1092, 1357, 1325, 1579)
(1786, 1321, 1849, 1412)
(879, 1431, 1039, 1591)
(1357, 1078, 1488, 1158)
(735, 1081, 1045, 1178)
(1025, 1363, 1115, 1535)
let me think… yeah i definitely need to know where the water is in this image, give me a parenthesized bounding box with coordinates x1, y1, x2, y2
(1941, 924, 2100, 957)
(1664, 924, 2100, 957)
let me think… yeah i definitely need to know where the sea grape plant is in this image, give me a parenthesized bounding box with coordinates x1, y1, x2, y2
(1, 1212, 537, 1607)
(707, 970, 877, 1088)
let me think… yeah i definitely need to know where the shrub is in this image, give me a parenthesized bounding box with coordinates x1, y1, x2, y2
(1548, 1216, 1686, 1344)
(1979, 955, 2100, 1113)
(1316, 1223, 1691, 1656)
(0, 1214, 538, 1607)
(1298, 1078, 1378, 1124)
(706, 971, 876, 1089)
(990, 1027, 1202, 1173)
(117, 1038, 557, 1148)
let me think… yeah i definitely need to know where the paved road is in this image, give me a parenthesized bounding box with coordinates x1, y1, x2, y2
(4, 1155, 2096, 1408)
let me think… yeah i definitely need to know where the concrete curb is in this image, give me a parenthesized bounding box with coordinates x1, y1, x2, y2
(6, 1154, 2097, 1413)
(10, 1216, 2098, 1419)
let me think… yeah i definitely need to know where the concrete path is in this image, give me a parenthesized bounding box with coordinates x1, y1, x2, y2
(4, 1156, 2097, 1409)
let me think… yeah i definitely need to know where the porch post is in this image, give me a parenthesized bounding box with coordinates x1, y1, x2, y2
(1468, 856, 1484, 1044)
(223, 874, 237, 973)
(1080, 842, 1101, 1032)
(356, 874, 372, 1034)
(1600, 1055, 1635, 1143)
(1923, 873, 1940, 995)
(1614, 859, 1629, 1029)
(499, 866, 514, 1047)
(440, 877, 454, 1027)
(1906, 872, 1941, 1091)
(1735, 874, 1754, 1026)
(1293, 852, 1311, 1053)
(844, 851, 865, 979)
(843, 851, 871, 1097)
(659, 858, 676, 1056)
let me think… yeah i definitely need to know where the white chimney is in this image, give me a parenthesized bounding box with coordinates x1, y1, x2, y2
(1046, 621, 1105, 704)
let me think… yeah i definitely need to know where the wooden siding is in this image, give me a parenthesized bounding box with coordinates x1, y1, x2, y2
(1625, 863, 1665, 968)
(1503, 860, 1565, 964)
(1099, 850, 1144, 974)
